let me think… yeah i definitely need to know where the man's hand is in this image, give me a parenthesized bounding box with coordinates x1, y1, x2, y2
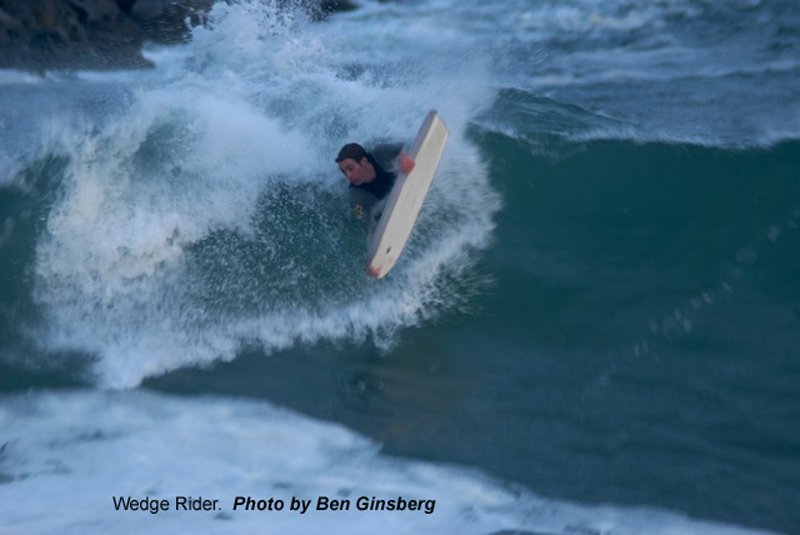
(398, 152, 415, 174)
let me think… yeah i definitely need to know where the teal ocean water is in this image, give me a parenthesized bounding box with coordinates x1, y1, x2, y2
(1, 1, 799, 533)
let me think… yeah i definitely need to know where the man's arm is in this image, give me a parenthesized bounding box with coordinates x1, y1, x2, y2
(371, 143, 414, 175)
(397, 152, 415, 174)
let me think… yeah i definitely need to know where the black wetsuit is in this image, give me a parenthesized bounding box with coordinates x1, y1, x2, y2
(348, 144, 403, 235)
(352, 153, 397, 200)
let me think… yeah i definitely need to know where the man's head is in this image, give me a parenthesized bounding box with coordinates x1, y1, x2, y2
(336, 143, 375, 186)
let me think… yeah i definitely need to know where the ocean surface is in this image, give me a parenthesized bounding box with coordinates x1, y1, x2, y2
(1, 0, 799, 533)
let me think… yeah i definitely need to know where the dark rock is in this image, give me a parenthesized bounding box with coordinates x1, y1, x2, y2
(0, 9, 24, 47)
(115, 0, 137, 15)
(318, 0, 358, 17)
(286, 0, 360, 22)
(0, 0, 362, 72)
(1, 0, 149, 70)
(2, 0, 87, 43)
(66, 0, 121, 24)
(129, 0, 215, 45)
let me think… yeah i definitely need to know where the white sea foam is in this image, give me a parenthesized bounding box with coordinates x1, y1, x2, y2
(0, 390, 778, 535)
(22, 0, 498, 387)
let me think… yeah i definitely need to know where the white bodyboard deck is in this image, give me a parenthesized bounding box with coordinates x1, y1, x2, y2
(367, 110, 449, 278)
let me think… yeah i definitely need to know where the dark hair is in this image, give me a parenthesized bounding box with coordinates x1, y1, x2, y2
(336, 143, 368, 163)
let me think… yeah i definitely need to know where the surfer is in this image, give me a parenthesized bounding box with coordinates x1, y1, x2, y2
(336, 143, 415, 234)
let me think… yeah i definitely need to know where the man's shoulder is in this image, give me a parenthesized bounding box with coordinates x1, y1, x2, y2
(368, 143, 404, 171)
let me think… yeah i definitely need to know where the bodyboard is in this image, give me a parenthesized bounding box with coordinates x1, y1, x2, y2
(366, 110, 449, 278)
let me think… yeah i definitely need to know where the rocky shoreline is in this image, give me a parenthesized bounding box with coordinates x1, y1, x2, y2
(0, 0, 357, 72)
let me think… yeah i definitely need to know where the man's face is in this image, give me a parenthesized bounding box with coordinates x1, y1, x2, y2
(338, 157, 373, 186)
